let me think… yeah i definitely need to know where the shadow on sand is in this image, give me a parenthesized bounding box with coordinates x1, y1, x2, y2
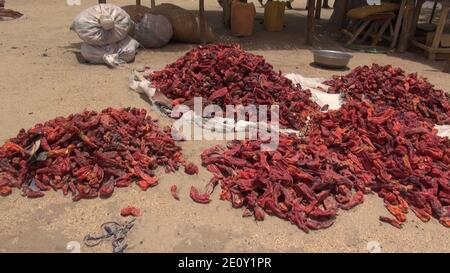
(65, 8, 448, 73)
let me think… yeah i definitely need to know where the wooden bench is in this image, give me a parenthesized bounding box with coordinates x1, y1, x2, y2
(410, 1, 450, 60)
(342, 12, 396, 46)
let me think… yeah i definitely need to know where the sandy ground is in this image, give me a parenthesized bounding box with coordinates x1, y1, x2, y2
(0, 0, 449, 253)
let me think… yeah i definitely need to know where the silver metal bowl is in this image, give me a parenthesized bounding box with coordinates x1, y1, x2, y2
(312, 50, 353, 69)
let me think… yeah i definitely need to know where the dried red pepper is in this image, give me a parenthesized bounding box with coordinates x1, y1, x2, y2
(0, 108, 197, 201)
(149, 44, 320, 130)
(170, 184, 180, 200)
(379, 216, 403, 229)
(324, 64, 450, 125)
(309, 101, 449, 229)
(120, 206, 141, 217)
(190, 186, 211, 204)
(184, 163, 199, 175)
(0, 186, 12, 196)
(201, 134, 348, 232)
(199, 65, 450, 231)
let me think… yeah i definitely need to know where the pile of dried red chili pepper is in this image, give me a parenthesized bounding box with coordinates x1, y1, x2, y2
(0, 108, 196, 200)
(199, 64, 450, 231)
(324, 64, 450, 124)
(149, 44, 320, 130)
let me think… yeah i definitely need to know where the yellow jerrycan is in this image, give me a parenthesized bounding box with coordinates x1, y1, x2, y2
(264, 1, 286, 32)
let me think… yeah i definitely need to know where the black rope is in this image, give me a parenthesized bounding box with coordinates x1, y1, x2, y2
(84, 218, 136, 253)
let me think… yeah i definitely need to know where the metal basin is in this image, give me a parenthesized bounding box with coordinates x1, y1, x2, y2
(313, 50, 353, 69)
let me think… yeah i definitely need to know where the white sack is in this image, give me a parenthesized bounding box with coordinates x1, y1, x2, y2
(135, 14, 173, 48)
(71, 4, 132, 46)
(81, 36, 140, 67)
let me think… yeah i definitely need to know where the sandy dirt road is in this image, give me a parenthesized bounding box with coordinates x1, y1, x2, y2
(0, 0, 449, 253)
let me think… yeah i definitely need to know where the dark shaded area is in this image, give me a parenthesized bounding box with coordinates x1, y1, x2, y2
(61, 42, 86, 64)
(309, 62, 350, 71)
(66, 4, 448, 72)
(120, 6, 344, 53)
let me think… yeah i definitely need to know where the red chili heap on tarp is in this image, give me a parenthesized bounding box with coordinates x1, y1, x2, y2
(0, 108, 196, 200)
(201, 101, 450, 231)
(149, 44, 320, 130)
(200, 64, 450, 231)
(200, 134, 354, 232)
(324, 64, 450, 125)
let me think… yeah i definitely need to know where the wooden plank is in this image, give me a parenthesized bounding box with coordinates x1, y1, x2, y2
(412, 0, 426, 32)
(341, 0, 349, 29)
(98, 0, 106, 3)
(410, 39, 450, 54)
(306, 0, 315, 45)
(136, 0, 141, 5)
(444, 59, 450, 73)
(315, 0, 322, 20)
(223, 0, 231, 28)
(372, 17, 393, 46)
(345, 19, 371, 46)
(410, 39, 431, 51)
(199, 0, 206, 44)
(429, 3, 449, 60)
(151, 0, 156, 8)
(390, 0, 407, 49)
(398, 0, 415, 52)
